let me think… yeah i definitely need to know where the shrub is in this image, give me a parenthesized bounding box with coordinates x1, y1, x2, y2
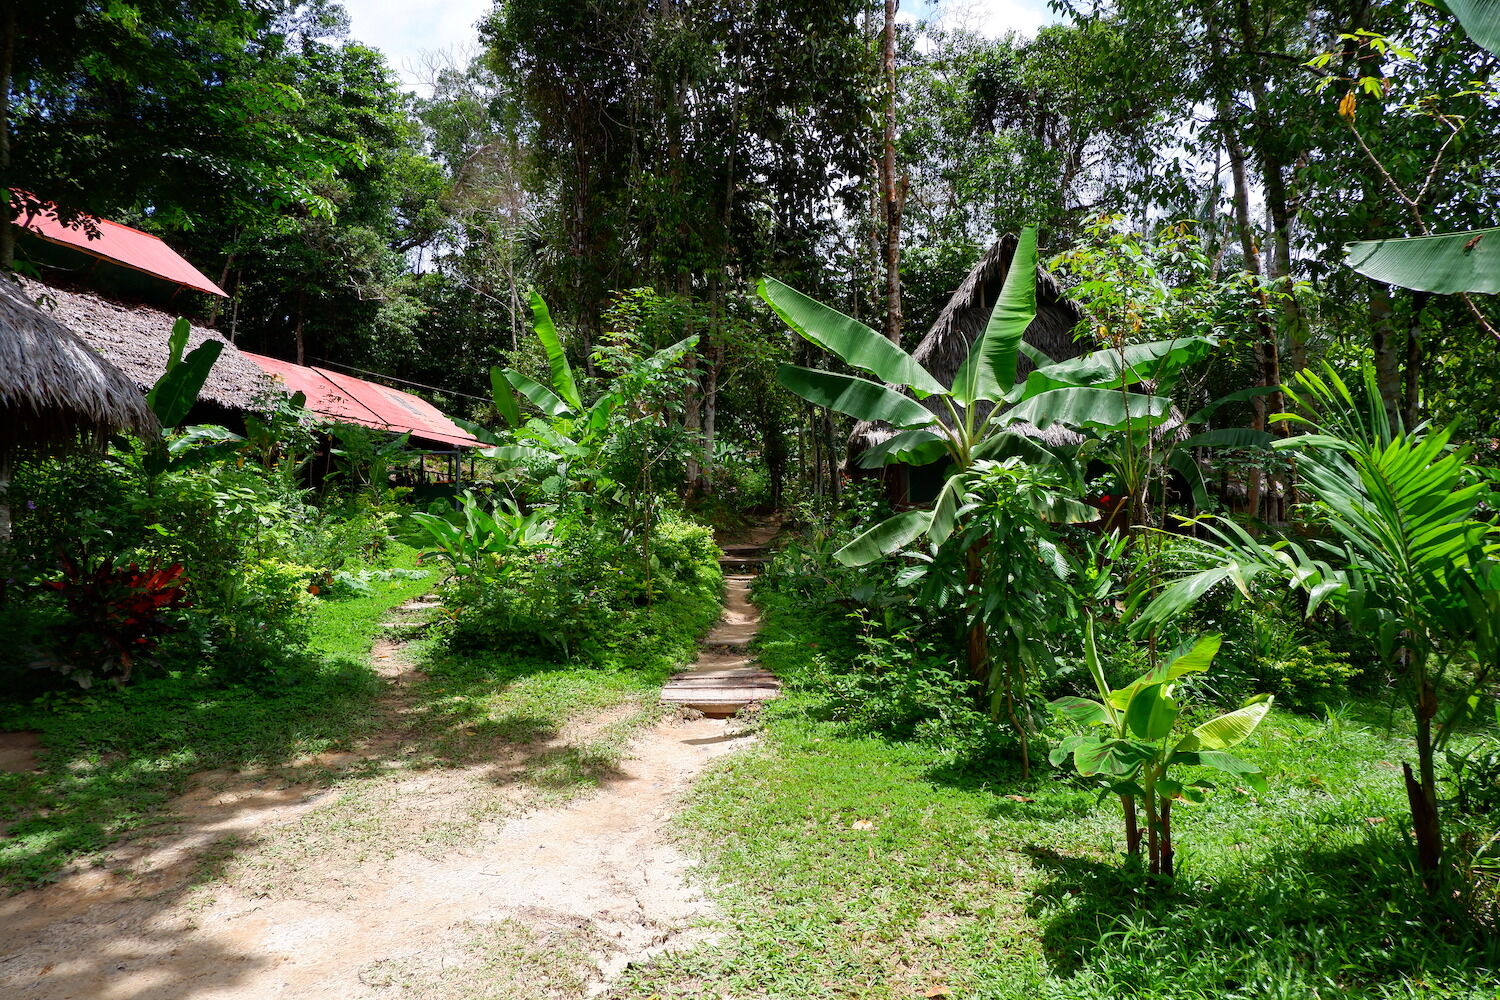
(36, 557, 190, 688)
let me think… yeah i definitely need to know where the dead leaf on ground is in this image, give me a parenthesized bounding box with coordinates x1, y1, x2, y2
(925, 986, 952, 998)
(850, 819, 876, 831)
(1365, 816, 1386, 825)
(1004, 795, 1034, 802)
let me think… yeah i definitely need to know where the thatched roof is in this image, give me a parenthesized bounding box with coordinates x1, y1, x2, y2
(850, 234, 1093, 457)
(19, 277, 272, 412)
(0, 275, 159, 460)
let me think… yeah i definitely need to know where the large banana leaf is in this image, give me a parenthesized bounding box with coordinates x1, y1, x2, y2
(1002, 386, 1171, 433)
(1429, 0, 1500, 56)
(1345, 227, 1500, 294)
(503, 369, 576, 419)
(856, 427, 951, 469)
(528, 291, 582, 410)
(1015, 337, 1215, 400)
(758, 277, 947, 397)
(776, 364, 938, 429)
(489, 366, 523, 429)
(1178, 428, 1275, 450)
(147, 317, 224, 428)
(952, 226, 1038, 406)
(834, 509, 934, 566)
(1175, 697, 1272, 752)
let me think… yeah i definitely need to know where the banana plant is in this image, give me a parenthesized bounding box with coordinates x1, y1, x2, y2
(1050, 630, 1272, 877)
(408, 490, 554, 583)
(759, 226, 1214, 567)
(454, 291, 696, 498)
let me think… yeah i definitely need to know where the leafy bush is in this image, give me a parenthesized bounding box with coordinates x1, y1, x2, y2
(36, 557, 190, 688)
(440, 506, 722, 666)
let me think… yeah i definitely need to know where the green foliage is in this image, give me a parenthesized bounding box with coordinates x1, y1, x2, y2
(145, 318, 224, 429)
(1050, 628, 1272, 875)
(444, 509, 722, 668)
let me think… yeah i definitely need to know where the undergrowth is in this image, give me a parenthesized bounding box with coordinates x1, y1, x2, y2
(614, 590, 1500, 1000)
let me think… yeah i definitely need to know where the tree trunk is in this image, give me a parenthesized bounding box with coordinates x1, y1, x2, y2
(1406, 675, 1443, 886)
(1159, 796, 1174, 878)
(1402, 292, 1427, 429)
(1122, 795, 1142, 858)
(1370, 284, 1402, 432)
(879, 0, 903, 345)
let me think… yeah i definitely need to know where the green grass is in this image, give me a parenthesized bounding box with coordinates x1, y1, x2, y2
(613, 594, 1500, 1000)
(0, 544, 433, 892)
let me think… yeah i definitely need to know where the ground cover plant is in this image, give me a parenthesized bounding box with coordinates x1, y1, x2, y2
(610, 579, 1500, 1000)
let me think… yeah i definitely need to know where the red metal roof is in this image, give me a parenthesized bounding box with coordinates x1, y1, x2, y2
(241, 352, 479, 450)
(12, 193, 228, 297)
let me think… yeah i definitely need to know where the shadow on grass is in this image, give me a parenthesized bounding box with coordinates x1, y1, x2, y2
(1025, 841, 1500, 994)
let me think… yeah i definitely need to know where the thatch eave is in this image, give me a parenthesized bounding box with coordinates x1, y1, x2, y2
(0, 275, 159, 460)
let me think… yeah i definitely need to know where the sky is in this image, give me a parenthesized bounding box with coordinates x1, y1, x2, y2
(339, 0, 1060, 95)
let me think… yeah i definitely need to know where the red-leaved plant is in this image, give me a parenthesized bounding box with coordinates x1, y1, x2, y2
(39, 556, 190, 687)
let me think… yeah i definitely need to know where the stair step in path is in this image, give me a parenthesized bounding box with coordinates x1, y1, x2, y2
(662, 535, 780, 717)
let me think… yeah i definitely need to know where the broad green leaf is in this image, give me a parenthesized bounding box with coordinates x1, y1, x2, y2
(1074, 738, 1151, 777)
(776, 365, 938, 429)
(1433, 0, 1500, 57)
(969, 431, 1077, 481)
(758, 277, 947, 397)
(481, 444, 552, 464)
(504, 369, 575, 419)
(1124, 682, 1180, 741)
(451, 416, 502, 446)
(1345, 227, 1500, 294)
(1016, 337, 1215, 400)
(490, 366, 523, 429)
(1002, 386, 1171, 433)
(1050, 696, 1109, 726)
(953, 226, 1038, 406)
(1184, 385, 1280, 425)
(1179, 428, 1275, 450)
(1166, 634, 1222, 676)
(834, 509, 933, 566)
(1170, 750, 1269, 794)
(529, 291, 582, 409)
(1176, 696, 1273, 752)
(148, 337, 224, 428)
(856, 428, 950, 469)
(927, 474, 965, 545)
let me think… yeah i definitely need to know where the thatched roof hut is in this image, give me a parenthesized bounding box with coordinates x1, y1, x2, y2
(0, 275, 158, 461)
(849, 233, 1093, 462)
(19, 277, 272, 413)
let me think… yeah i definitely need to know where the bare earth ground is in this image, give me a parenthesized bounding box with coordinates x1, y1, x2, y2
(0, 586, 765, 998)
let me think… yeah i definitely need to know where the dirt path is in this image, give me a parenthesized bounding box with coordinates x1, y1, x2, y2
(0, 554, 772, 999)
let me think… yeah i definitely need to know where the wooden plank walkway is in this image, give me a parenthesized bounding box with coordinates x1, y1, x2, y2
(660, 532, 780, 717)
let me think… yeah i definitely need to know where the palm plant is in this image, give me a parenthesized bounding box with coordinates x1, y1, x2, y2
(1139, 364, 1500, 883)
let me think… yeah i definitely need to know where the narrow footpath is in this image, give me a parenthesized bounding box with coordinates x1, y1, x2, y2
(0, 528, 779, 1000)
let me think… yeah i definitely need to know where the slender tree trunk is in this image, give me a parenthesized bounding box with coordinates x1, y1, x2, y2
(1402, 292, 1427, 428)
(1407, 674, 1444, 885)
(1122, 795, 1142, 858)
(294, 293, 307, 366)
(1159, 797, 1174, 878)
(1370, 284, 1402, 431)
(879, 0, 903, 345)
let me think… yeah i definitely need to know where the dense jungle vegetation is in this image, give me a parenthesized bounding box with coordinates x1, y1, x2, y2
(2, 0, 1499, 996)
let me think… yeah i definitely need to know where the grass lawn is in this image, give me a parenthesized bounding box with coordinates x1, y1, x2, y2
(0, 544, 434, 892)
(614, 594, 1500, 1000)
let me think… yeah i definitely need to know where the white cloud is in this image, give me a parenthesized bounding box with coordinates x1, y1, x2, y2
(340, 0, 491, 94)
